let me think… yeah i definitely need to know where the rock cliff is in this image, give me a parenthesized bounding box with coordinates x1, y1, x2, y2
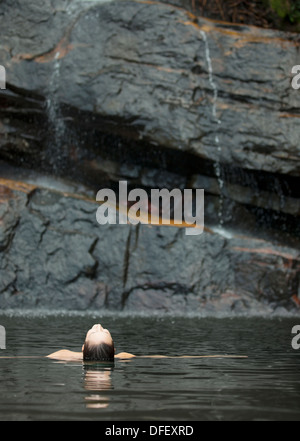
(0, 0, 299, 313)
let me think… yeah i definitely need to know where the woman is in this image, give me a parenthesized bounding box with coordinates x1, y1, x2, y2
(47, 324, 134, 361)
(47, 323, 247, 362)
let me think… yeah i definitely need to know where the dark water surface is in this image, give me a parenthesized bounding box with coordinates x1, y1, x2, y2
(0, 313, 299, 421)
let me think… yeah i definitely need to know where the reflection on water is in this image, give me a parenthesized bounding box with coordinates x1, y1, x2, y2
(0, 314, 299, 420)
(83, 364, 113, 409)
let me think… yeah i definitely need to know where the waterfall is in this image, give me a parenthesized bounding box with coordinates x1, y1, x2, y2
(46, 51, 67, 174)
(200, 30, 224, 227)
(44, 0, 113, 175)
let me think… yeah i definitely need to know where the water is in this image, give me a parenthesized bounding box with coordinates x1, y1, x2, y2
(46, 52, 68, 174)
(200, 30, 224, 227)
(0, 313, 299, 421)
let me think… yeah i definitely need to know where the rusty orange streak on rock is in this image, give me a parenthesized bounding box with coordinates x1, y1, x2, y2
(137, 0, 297, 48)
(137, 0, 298, 49)
(232, 246, 299, 261)
(179, 19, 296, 49)
(0, 178, 36, 196)
(0, 186, 14, 204)
(13, 35, 74, 64)
(280, 113, 300, 118)
(35, 38, 74, 63)
(292, 295, 300, 307)
(0, 178, 100, 205)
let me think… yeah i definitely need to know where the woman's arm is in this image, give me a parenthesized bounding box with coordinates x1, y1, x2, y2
(121, 354, 248, 359)
(46, 350, 83, 361)
(115, 352, 136, 359)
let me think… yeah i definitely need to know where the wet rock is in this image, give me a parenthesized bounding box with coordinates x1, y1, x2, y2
(0, 0, 299, 313)
(0, 0, 299, 244)
(1, 0, 299, 175)
(0, 178, 298, 314)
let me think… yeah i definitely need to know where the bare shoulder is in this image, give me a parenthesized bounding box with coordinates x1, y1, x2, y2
(46, 350, 83, 361)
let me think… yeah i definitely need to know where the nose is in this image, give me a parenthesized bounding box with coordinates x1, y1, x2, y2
(92, 324, 103, 332)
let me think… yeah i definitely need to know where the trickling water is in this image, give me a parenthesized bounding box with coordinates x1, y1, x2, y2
(200, 31, 220, 124)
(46, 52, 67, 174)
(44, 0, 115, 174)
(200, 30, 224, 226)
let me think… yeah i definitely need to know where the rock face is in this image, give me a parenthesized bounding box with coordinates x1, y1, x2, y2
(0, 177, 298, 314)
(1, 0, 299, 175)
(0, 0, 299, 313)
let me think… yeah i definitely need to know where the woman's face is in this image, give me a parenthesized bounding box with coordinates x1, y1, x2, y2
(84, 324, 113, 347)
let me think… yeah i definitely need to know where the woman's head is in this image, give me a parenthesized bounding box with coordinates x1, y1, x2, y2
(83, 324, 115, 362)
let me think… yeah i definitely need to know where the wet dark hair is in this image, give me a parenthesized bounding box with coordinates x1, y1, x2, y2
(83, 341, 115, 362)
